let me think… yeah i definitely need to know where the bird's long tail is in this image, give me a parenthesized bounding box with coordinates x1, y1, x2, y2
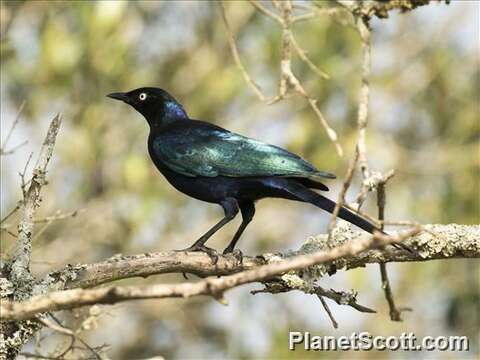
(303, 189, 379, 234)
(283, 181, 378, 233)
(285, 181, 413, 252)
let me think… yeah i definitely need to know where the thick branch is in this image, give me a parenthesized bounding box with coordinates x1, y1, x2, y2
(2, 229, 394, 320)
(250, 223, 478, 315)
(34, 224, 480, 293)
(2, 224, 476, 321)
(48, 252, 266, 290)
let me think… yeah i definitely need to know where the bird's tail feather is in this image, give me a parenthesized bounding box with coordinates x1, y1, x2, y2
(308, 192, 379, 234)
(285, 181, 380, 234)
(285, 181, 414, 252)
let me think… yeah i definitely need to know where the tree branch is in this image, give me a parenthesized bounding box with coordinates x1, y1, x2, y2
(335, 0, 449, 20)
(2, 229, 400, 320)
(377, 174, 406, 321)
(32, 224, 480, 293)
(45, 252, 267, 290)
(2, 224, 477, 321)
(1, 114, 62, 359)
(9, 114, 62, 298)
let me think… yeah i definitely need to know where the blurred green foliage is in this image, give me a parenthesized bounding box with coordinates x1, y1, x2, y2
(0, 1, 478, 359)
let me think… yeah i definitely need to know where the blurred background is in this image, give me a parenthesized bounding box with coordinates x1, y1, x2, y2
(1, 1, 478, 359)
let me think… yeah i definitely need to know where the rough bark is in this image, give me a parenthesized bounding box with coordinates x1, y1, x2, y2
(1, 223, 478, 322)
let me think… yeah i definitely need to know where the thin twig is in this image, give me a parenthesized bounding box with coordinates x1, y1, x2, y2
(20, 152, 34, 198)
(30, 210, 82, 243)
(315, 287, 376, 314)
(1, 226, 18, 238)
(1, 140, 28, 156)
(301, 92, 343, 156)
(219, 1, 267, 101)
(242, 0, 343, 156)
(33, 209, 82, 224)
(18, 353, 60, 360)
(248, 0, 283, 24)
(377, 175, 405, 322)
(0, 100, 26, 155)
(379, 264, 402, 321)
(327, 149, 359, 242)
(355, 16, 372, 179)
(273, 0, 343, 156)
(290, 33, 329, 79)
(0, 202, 21, 224)
(37, 316, 74, 336)
(317, 295, 339, 328)
(334, 13, 373, 225)
(251, 280, 376, 314)
(291, 6, 345, 23)
(36, 316, 102, 360)
(354, 170, 395, 211)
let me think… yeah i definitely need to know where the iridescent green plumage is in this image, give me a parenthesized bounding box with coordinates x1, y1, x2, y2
(152, 122, 336, 180)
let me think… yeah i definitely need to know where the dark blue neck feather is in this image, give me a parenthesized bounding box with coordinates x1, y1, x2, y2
(164, 101, 187, 119)
(149, 101, 188, 130)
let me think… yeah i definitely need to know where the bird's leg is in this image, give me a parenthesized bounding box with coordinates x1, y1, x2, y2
(222, 201, 255, 265)
(179, 198, 239, 265)
(391, 241, 415, 253)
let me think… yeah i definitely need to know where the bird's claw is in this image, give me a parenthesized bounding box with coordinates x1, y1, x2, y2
(223, 248, 243, 266)
(177, 244, 219, 265)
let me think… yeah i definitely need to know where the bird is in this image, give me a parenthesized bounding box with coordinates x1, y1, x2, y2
(107, 87, 408, 261)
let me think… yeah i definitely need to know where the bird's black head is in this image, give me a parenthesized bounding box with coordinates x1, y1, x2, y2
(107, 87, 188, 128)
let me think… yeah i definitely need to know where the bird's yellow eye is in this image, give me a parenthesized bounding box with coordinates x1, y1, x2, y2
(139, 93, 147, 101)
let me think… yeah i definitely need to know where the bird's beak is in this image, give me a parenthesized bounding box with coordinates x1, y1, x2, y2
(107, 92, 129, 103)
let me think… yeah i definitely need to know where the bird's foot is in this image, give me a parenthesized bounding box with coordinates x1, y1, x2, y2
(223, 247, 243, 266)
(178, 243, 219, 265)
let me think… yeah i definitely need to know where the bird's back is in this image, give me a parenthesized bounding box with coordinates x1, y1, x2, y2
(149, 119, 336, 181)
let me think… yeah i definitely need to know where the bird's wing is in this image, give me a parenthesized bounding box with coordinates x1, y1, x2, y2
(152, 125, 336, 179)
